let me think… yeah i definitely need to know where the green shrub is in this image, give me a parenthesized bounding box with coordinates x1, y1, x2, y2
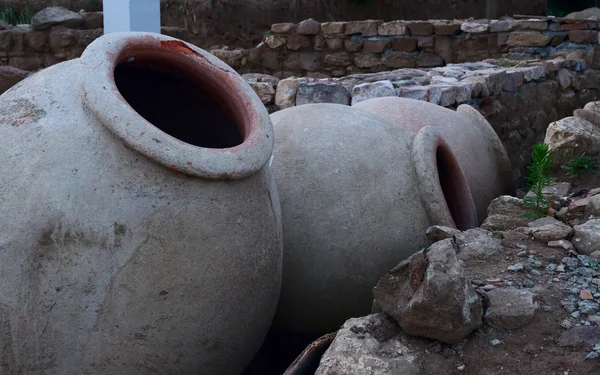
(561, 152, 599, 178)
(523, 143, 554, 219)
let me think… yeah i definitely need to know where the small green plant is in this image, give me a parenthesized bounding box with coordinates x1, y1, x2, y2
(523, 143, 554, 219)
(561, 152, 598, 179)
(0, 7, 32, 26)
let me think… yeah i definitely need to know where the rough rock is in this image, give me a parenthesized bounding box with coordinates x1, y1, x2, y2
(351, 81, 395, 105)
(585, 194, 600, 218)
(574, 108, 600, 127)
(80, 11, 103, 29)
(572, 219, 600, 255)
(345, 20, 383, 37)
(591, 250, 600, 262)
(373, 239, 483, 344)
(461, 22, 489, 33)
(455, 228, 503, 261)
(296, 82, 350, 106)
(32, 6, 83, 31)
(548, 239, 575, 251)
(566, 7, 600, 20)
(584, 101, 600, 112)
(544, 117, 600, 160)
(296, 18, 321, 35)
(558, 326, 600, 349)
(542, 182, 572, 198)
(0, 66, 30, 95)
(275, 77, 307, 109)
(507, 31, 552, 47)
(426, 225, 461, 244)
(378, 21, 407, 36)
(481, 196, 530, 231)
(315, 314, 420, 375)
(524, 217, 573, 242)
(248, 82, 276, 105)
(271, 23, 296, 33)
(484, 288, 538, 331)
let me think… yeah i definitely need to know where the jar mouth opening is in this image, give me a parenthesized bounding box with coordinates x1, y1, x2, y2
(413, 126, 478, 230)
(79, 33, 273, 180)
(114, 47, 244, 149)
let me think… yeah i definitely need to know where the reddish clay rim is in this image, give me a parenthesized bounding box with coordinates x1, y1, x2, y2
(78, 32, 273, 180)
(412, 126, 478, 230)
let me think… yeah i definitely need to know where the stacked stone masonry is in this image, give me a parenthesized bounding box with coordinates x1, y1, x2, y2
(233, 16, 600, 77)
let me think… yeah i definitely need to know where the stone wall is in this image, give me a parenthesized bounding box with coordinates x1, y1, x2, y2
(230, 17, 600, 77)
(241, 56, 600, 187)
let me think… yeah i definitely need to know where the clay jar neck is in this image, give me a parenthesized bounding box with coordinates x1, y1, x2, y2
(78, 32, 273, 180)
(412, 126, 478, 231)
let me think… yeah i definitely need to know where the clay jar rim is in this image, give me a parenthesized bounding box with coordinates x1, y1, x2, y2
(412, 126, 479, 230)
(456, 104, 515, 193)
(78, 32, 274, 180)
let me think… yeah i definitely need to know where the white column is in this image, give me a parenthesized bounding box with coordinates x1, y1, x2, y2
(103, 0, 161, 34)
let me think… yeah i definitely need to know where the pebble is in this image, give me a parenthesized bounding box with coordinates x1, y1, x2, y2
(530, 269, 542, 276)
(580, 289, 594, 300)
(561, 319, 573, 329)
(517, 250, 528, 257)
(507, 263, 524, 272)
(542, 305, 553, 312)
(572, 311, 581, 318)
(556, 264, 566, 272)
(489, 339, 502, 346)
(593, 279, 600, 285)
(546, 263, 558, 272)
(457, 364, 466, 371)
(523, 279, 536, 288)
(483, 284, 496, 291)
(516, 243, 527, 250)
(552, 278, 561, 283)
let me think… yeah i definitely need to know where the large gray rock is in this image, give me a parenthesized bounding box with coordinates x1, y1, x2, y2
(544, 117, 600, 161)
(0, 66, 30, 95)
(373, 239, 483, 344)
(523, 217, 573, 241)
(484, 288, 538, 331)
(351, 80, 396, 105)
(315, 314, 421, 375)
(572, 219, 600, 255)
(425, 225, 461, 244)
(455, 228, 503, 261)
(481, 195, 530, 231)
(296, 82, 350, 106)
(584, 194, 600, 218)
(275, 77, 308, 109)
(32, 7, 83, 31)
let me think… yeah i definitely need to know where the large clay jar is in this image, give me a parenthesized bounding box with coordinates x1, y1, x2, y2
(269, 103, 477, 334)
(354, 96, 514, 224)
(0, 32, 282, 375)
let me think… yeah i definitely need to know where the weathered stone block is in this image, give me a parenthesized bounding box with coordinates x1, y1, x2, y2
(265, 35, 286, 49)
(248, 81, 276, 105)
(417, 36, 434, 48)
(286, 34, 311, 51)
(417, 52, 443, 68)
(345, 20, 382, 37)
(325, 37, 343, 51)
(568, 30, 599, 44)
(362, 37, 390, 53)
(296, 18, 320, 35)
(0, 30, 13, 51)
(434, 36, 455, 63)
(407, 21, 434, 36)
(381, 51, 416, 68)
(32, 6, 83, 31)
(489, 20, 511, 33)
(510, 20, 548, 31)
(429, 84, 457, 106)
(324, 52, 352, 67)
(561, 22, 588, 31)
(551, 32, 568, 46)
(313, 35, 326, 51)
(392, 37, 417, 52)
(25, 31, 47, 52)
(351, 80, 395, 105)
(434, 22, 461, 36)
(378, 21, 407, 36)
(321, 22, 346, 35)
(296, 82, 350, 105)
(271, 23, 295, 33)
(48, 26, 78, 50)
(507, 31, 552, 47)
(283, 51, 322, 71)
(354, 52, 381, 68)
(461, 21, 489, 34)
(81, 11, 103, 30)
(344, 36, 363, 52)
